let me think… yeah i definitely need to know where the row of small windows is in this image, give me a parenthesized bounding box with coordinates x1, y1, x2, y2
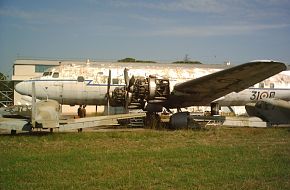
(40, 69, 276, 87)
(76, 76, 121, 84)
(77, 76, 120, 84)
(259, 82, 275, 88)
(42, 72, 120, 84)
(40, 72, 278, 88)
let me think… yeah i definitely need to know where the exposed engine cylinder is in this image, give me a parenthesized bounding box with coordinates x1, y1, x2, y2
(131, 76, 170, 106)
(109, 75, 170, 109)
(110, 87, 126, 106)
(210, 103, 220, 116)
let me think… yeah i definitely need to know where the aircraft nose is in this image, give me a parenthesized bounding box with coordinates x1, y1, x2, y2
(15, 82, 30, 95)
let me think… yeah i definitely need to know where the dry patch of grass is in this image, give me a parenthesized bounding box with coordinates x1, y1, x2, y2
(0, 127, 290, 189)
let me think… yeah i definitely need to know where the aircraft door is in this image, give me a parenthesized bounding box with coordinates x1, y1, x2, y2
(60, 77, 87, 105)
(45, 72, 63, 103)
(92, 72, 108, 105)
(53, 82, 64, 103)
(75, 76, 87, 105)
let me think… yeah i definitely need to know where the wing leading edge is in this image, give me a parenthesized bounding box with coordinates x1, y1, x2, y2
(166, 60, 287, 108)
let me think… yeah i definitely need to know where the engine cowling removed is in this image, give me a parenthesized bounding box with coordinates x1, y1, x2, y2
(130, 76, 170, 108)
(108, 75, 170, 110)
(109, 87, 127, 106)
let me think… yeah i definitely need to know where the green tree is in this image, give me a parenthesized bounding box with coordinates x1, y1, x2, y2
(172, 60, 203, 64)
(118, 57, 136, 62)
(118, 57, 156, 63)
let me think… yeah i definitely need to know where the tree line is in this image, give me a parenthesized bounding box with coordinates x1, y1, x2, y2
(118, 57, 202, 64)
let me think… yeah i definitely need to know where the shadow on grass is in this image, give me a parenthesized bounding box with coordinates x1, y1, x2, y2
(0, 131, 53, 137)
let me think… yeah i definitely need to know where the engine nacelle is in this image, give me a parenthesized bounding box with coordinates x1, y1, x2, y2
(109, 76, 170, 109)
(148, 76, 170, 101)
(169, 112, 189, 129)
(110, 87, 126, 106)
(132, 76, 170, 106)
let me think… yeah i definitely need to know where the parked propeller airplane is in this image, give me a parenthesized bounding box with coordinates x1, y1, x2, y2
(15, 60, 287, 128)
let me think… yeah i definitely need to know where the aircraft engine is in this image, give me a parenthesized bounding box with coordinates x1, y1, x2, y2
(169, 112, 189, 129)
(131, 76, 170, 107)
(110, 87, 127, 106)
(148, 76, 170, 102)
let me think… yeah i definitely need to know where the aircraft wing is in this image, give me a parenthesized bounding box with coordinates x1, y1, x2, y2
(166, 60, 287, 108)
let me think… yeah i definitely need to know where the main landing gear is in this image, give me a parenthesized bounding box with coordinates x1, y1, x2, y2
(77, 105, 87, 118)
(210, 103, 220, 116)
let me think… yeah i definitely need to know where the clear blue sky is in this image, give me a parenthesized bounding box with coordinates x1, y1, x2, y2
(1, 0, 290, 76)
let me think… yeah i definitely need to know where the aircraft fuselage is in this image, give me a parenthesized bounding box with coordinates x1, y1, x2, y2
(16, 79, 120, 105)
(15, 62, 290, 107)
(216, 87, 290, 106)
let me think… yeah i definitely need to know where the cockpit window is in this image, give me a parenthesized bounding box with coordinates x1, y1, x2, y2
(43, 72, 52, 76)
(52, 72, 59, 78)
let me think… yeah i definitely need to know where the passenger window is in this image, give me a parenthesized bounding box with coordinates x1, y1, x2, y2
(77, 76, 85, 82)
(95, 72, 105, 84)
(259, 82, 264, 88)
(52, 72, 59, 78)
(270, 83, 274, 89)
(112, 78, 119, 84)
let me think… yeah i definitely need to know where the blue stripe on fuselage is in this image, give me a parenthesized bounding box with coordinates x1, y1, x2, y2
(23, 79, 126, 87)
(22, 80, 290, 89)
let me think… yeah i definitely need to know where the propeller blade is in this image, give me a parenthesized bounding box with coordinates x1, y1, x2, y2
(128, 75, 135, 92)
(107, 70, 112, 115)
(107, 69, 111, 95)
(124, 92, 132, 113)
(124, 68, 129, 88)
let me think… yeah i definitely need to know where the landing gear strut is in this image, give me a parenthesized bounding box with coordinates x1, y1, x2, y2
(210, 103, 220, 116)
(78, 105, 86, 118)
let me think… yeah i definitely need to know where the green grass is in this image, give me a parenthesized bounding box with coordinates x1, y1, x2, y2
(1, 127, 290, 189)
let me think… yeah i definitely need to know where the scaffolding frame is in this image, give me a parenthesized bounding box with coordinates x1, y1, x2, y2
(0, 74, 13, 107)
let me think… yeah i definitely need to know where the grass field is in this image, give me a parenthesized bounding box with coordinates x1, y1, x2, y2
(0, 127, 290, 189)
